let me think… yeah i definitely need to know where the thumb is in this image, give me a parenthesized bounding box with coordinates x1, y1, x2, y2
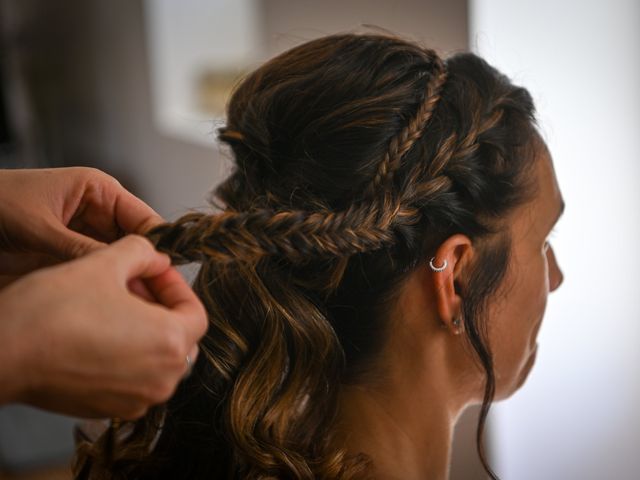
(101, 235, 172, 284)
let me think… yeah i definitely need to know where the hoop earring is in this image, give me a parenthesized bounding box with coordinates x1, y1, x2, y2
(429, 257, 447, 272)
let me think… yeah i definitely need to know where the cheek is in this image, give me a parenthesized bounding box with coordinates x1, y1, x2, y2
(508, 250, 549, 336)
(490, 257, 549, 391)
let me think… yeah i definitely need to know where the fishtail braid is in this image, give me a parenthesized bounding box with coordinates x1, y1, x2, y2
(147, 203, 421, 267)
(147, 50, 451, 270)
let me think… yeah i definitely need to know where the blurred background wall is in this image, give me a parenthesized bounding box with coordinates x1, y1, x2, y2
(1, 1, 637, 479)
(471, 1, 640, 479)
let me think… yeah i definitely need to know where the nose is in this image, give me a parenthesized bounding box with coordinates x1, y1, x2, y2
(547, 245, 564, 292)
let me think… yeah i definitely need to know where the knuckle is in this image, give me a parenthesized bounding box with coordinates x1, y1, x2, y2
(77, 167, 124, 198)
(101, 172, 123, 190)
(73, 166, 109, 184)
(142, 377, 178, 405)
(194, 306, 209, 336)
(155, 379, 179, 403)
(159, 325, 188, 364)
(81, 166, 111, 181)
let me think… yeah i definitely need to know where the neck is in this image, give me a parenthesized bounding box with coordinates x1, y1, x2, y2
(337, 383, 458, 480)
(333, 269, 479, 479)
(335, 328, 472, 480)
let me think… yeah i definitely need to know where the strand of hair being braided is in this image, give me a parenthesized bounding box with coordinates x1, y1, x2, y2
(148, 49, 450, 277)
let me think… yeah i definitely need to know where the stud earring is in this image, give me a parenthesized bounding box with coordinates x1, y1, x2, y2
(452, 317, 460, 328)
(429, 257, 447, 272)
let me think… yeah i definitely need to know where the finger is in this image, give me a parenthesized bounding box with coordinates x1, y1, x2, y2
(0, 251, 61, 276)
(127, 277, 157, 302)
(47, 221, 108, 259)
(101, 235, 171, 283)
(113, 188, 164, 235)
(0, 251, 63, 289)
(66, 177, 162, 243)
(0, 274, 19, 290)
(144, 267, 208, 344)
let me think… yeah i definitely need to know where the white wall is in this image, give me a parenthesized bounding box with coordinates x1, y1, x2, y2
(470, 1, 640, 479)
(145, 0, 261, 144)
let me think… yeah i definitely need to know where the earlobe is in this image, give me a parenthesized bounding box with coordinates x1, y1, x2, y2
(429, 234, 473, 335)
(451, 316, 462, 335)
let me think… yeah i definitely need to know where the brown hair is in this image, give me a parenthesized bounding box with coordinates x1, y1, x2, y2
(74, 32, 538, 479)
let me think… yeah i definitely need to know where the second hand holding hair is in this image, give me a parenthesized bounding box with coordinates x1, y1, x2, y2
(0, 235, 208, 419)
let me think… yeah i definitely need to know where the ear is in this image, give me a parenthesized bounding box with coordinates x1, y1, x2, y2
(430, 234, 474, 335)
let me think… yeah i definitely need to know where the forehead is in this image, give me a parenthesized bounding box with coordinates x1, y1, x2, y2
(535, 139, 562, 210)
(514, 135, 563, 236)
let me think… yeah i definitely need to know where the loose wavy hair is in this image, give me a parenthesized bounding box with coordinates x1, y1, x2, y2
(75, 32, 538, 479)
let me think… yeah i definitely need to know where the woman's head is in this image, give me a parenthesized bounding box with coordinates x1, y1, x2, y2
(74, 33, 563, 480)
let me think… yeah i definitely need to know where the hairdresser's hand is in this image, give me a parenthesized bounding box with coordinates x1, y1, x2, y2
(0, 235, 208, 419)
(0, 167, 163, 285)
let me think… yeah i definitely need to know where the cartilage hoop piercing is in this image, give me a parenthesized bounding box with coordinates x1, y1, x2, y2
(429, 257, 447, 272)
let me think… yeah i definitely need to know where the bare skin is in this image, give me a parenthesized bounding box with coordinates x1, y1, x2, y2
(0, 167, 163, 285)
(337, 136, 565, 479)
(0, 167, 208, 419)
